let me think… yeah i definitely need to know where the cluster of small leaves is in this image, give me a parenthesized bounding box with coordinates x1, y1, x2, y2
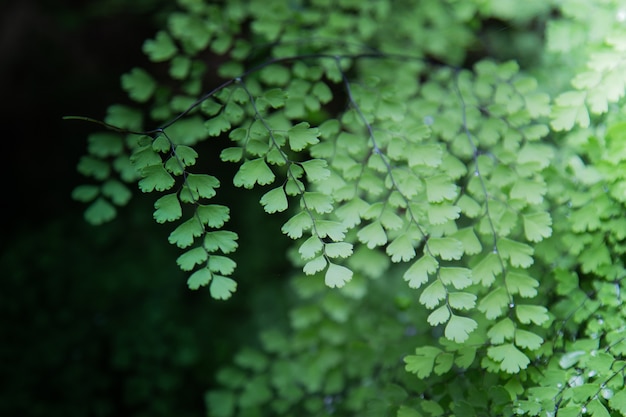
(71, 0, 626, 415)
(206, 261, 524, 417)
(548, 0, 626, 131)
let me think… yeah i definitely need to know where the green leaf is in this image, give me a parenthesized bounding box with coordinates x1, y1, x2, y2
(523, 212, 552, 242)
(419, 280, 447, 309)
(302, 192, 333, 214)
(201, 99, 223, 116)
(478, 287, 510, 320)
(408, 144, 442, 167)
(196, 204, 230, 228)
(153, 193, 182, 223)
(299, 236, 324, 260)
(72, 185, 99, 203)
(439, 267, 472, 290)
(404, 255, 438, 289)
(434, 352, 454, 375)
(404, 346, 442, 379)
(174, 145, 198, 167)
(87, 132, 124, 157)
(77, 156, 110, 180)
(105, 104, 143, 131)
(142, 30, 178, 62)
(187, 267, 212, 290)
(444, 315, 477, 343)
(281, 211, 313, 239)
(457, 194, 482, 218)
(587, 399, 610, 417)
(204, 114, 231, 136)
(487, 318, 516, 344)
(517, 143, 554, 169)
(422, 400, 445, 417)
(131, 144, 162, 169)
(312, 81, 333, 103)
(101, 180, 132, 206)
(472, 252, 502, 286)
(448, 292, 477, 311)
(497, 238, 534, 268)
(579, 241, 611, 273)
(487, 343, 530, 373)
(386, 234, 416, 262)
(335, 197, 369, 228)
(204, 230, 239, 254)
(260, 187, 288, 213)
(428, 305, 451, 326)
(233, 158, 276, 189)
(550, 91, 590, 131)
(288, 122, 320, 151)
(303, 255, 328, 275)
(608, 390, 626, 416)
(510, 179, 546, 205)
(505, 271, 539, 298)
(515, 304, 549, 325)
(425, 175, 457, 203)
(260, 88, 287, 109)
(121, 67, 156, 102)
(455, 346, 477, 369)
(558, 350, 586, 369)
(325, 242, 353, 259)
(220, 147, 243, 162)
(301, 159, 331, 182)
(206, 390, 236, 417)
(514, 329, 543, 350)
(428, 237, 464, 261)
(168, 217, 204, 248)
(169, 55, 191, 79)
(186, 173, 219, 199)
(452, 228, 483, 255)
(208, 256, 237, 275)
(210, 275, 237, 300)
(357, 221, 388, 249)
(397, 405, 423, 417)
(427, 203, 461, 225)
(139, 165, 175, 192)
(177, 247, 208, 271)
(84, 197, 116, 225)
(325, 263, 353, 288)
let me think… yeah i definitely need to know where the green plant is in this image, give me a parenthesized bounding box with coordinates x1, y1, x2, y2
(70, 0, 626, 415)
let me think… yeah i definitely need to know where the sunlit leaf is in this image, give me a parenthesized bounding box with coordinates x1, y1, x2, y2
(515, 304, 549, 325)
(428, 305, 451, 326)
(448, 292, 477, 311)
(514, 329, 543, 350)
(444, 315, 477, 343)
(419, 280, 446, 309)
(428, 237, 463, 261)
(325, 262, 353, 288)
(404, 255, 438, 289)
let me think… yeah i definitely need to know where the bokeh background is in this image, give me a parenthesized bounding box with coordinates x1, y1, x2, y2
(0, 1, 291, 416)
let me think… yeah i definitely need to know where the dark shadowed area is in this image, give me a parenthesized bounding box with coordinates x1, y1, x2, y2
(0, 1, 290, 416)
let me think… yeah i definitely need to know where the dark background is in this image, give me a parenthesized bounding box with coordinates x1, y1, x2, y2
(0, 1, 290, 416)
